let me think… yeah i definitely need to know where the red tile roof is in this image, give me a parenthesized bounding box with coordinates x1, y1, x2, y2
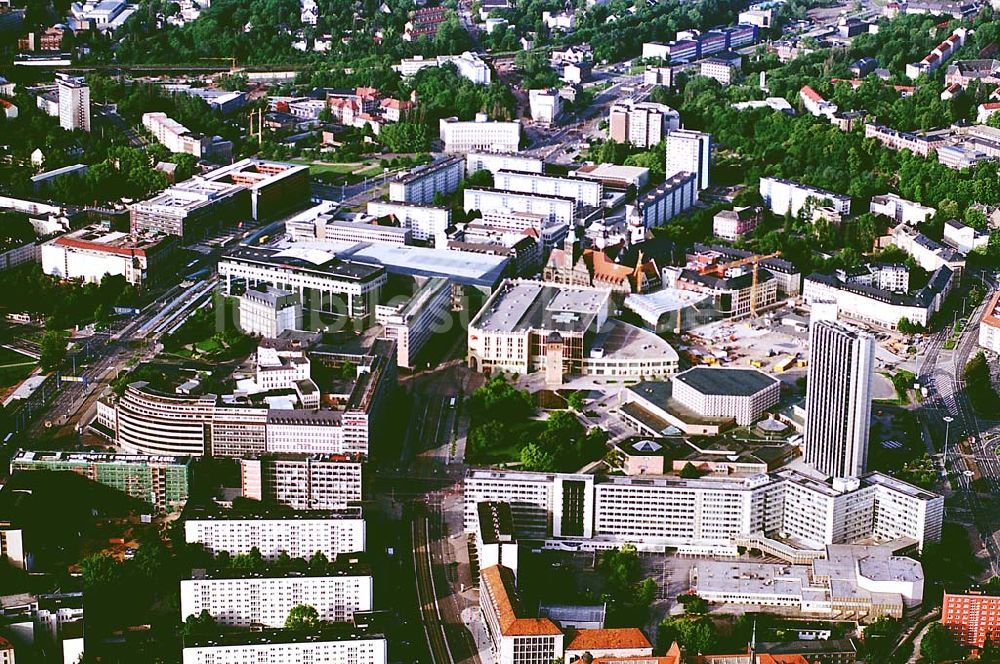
(566, 627, 652, 652)
(480, 565, 563, 637)
(799, 85, 824, 103)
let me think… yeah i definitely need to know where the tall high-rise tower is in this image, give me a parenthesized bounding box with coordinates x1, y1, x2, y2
(804, 320, 875, 478)
(57, 74, 91, 133)
(665, 129, 711, 190)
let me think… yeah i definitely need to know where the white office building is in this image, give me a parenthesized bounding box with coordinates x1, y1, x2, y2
(529, 88, 562, 124)
(56, 74, 90, 132)
(367, 201, 451, 242)
(375, 277, 452, 369)
(182, 628, 387, 664)
(440, 114, 521, 153)
(184, 512, 365, 560)
(464, 467, 944, 554)
(388, 156, 464, 205)
(180, 567, 373, 626)
(238, 287, 302, 338)
(493, 170, 603, 208)
(240, 454, 364, 510)
(805, 320, 874, 479)
(759, 177, 852, 218)
(665, 129, 711, 190)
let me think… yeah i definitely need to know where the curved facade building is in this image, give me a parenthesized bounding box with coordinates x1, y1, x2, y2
(116, 383, 217, 456)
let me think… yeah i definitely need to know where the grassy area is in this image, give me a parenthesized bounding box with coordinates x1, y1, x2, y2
(467, 419, 547, 465)
(0, 347, 36, 364)
(0, 363, 37, 389)
(289, 159, 374, 175)
(944, 339, 957, 350)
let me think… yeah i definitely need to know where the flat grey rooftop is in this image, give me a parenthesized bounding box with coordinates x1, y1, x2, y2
(674, 367, 779, 397)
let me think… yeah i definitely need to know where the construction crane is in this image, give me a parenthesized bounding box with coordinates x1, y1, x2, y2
(698, 251, 782, 318)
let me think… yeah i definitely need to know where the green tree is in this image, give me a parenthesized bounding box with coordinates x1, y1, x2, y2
(566, 391, 586, 412)
(181, 610, 219, 637)
(920, 622, 960, 663)
(285, 603, 321, 630)
(520, 442, 556, 471)
(39, 329, 69, 371)
(677, 593, 708, 615)
(80, 553, 122, 589)
(965, 351, 1000, 415)
(679, 462, 705, 479)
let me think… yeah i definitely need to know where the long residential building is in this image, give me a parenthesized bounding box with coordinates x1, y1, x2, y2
(889, 223, 965, 276)
(218, 245, 387, 321)
(239, 454, 364, 510)
(464, 188, 576, 225)
(367, 201, 451, 242)
(863, 123, 942, 158)
(494, 170, 603, 208)
(375, 276, 452, 369)
(440, 115, 521, 153)
(869, 193, 936, 225)
(183, 507, 366, 559)
(759, 177, 852, 218)
(182, 627, 387, 664)
(9, 449, 190, 513)
(633, 172, 698, 228)
(464, 468, 943, 555)
(141, 112, 230, 161)
(906, 27, 966, 79)
(466, 152, 544, 177)
(388, 156, 464, 204)
(803, 268, 954, 329)
(99, 341, 396, 458)
(180, 563, 373, 626)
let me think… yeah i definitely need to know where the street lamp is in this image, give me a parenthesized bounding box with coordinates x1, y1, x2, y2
(943, 416, 955, 467)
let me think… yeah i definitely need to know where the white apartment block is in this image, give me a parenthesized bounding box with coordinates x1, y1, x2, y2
(142, 112, 211, 157)
(671, 367, 781, 426)
(388, 156, 464, 204)
(180, 571, 373, 626)
(463, 468, 943, 554)
(395, 51, 491, 84)
(529, 88, 562, 124)
(906, 28, 966, 79)
(466, 152, 544, 176)
(375, 277, 452, 369)
(979, 291, 1000, 354)
(494, 170, 602, 208)
(57, 75, 90, 132)
(183, 514, 365, 560)
(800, 85, 837, 118)
(665, 129, 711, 190)
(759, 177, 852, 218)
(870, 193, 935, 225)
(238, 287, 302, 338)
(608, 100, 680, 148)
(182, 629, 387, 664)
(440, 114, 521, 153)
(633, 172, 698, 228)
(366, 201, 451, 242)
(240, 454, 364, 510)
(943, 218, 989, 254)
(890, 223, 965, 276)
(464, 188, 576, 225)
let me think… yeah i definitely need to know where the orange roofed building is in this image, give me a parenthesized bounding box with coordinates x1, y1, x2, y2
(480, 564, 564, 664)
(481, 564, 664, 664)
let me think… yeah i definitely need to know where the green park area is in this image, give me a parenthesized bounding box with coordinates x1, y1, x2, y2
(0, 346, 37, 389)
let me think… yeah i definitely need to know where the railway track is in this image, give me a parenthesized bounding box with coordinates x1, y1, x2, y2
(412, 516, 454, 664)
